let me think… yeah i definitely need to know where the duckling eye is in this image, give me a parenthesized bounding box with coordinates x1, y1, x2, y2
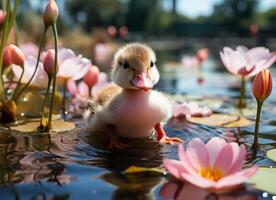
(123, 62, 129, 69)
(150, 61, 154, 67)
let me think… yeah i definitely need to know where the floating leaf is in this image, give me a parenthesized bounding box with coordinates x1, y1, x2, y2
(11, 119, 75, 133)
(266, 149, 276, 162)
(187, 114, 254, 128)
(124, 166, 165, 175)
(247, 167, 276, 195)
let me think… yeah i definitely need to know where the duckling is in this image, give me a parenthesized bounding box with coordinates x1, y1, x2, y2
(86, 43, 182, 149)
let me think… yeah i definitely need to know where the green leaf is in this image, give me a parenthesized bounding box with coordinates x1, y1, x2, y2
(266, 149, 276, 162)
(247, 167, 276, 195)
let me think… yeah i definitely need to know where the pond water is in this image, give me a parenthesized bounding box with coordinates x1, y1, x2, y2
(0, 49, 276, 200)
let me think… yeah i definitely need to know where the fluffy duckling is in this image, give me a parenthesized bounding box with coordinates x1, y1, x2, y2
(87, 43, 182, 149)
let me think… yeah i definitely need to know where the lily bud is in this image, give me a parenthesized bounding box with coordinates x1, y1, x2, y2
(197, 48, 209, 63)
(3, 44, 25, 68)
(252, 69, 272, 102)
(83, 65, 99, 88)
(43, 0, 59, 28)
(44, 49, 58, 76)
(0, 9, 6, 27)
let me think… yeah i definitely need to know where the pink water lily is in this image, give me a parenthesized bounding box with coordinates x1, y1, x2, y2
(181, 56, 200, 68)
(19, 43, 39, 58)
(171, 102, 212, 118)
(163, 137, 258, 191)
(67, 72, 109, 104)
(12, 56, 48, 88)
(220, 46, 276, 77)
(12, 48, 91, 88)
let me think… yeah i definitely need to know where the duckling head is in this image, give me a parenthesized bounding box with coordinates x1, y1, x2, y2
(111, 43, 160, 92)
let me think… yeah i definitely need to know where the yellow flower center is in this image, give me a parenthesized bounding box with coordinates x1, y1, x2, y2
(199, 168, 223, 181)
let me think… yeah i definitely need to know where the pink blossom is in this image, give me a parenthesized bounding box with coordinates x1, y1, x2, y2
(12, 56, 48, 88)
(19, 43, 39, 58)
(181, 56, 200, 68)
(107, 25, 117, 37)
(43, 49, 57, 76)
(119, 25, 128, 38)
(0, 9, 6, 27)
(55, 48, 91, 82)
(67, 72, 109, 104)
(220, 46, 276, 77)
(67, 80, 90, 104)
(12, 48, 91, 88)
(94, 43, 116, 68)
(171, 102, 212, 118)
(83, 65, 100, 88)
(197, 48, 209, 63)
(91, 72, 109, 96)
(163, 137, 258, 191)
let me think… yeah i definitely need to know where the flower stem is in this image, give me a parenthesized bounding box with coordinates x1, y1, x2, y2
(238, 76, 246, 108)
(62, 80, 67, 118)
(13, 30, 47, 102)
(11, 66, 24, 101)
(252, 101, 263, 149)
(0, 0, 12, 101)
(38, 76, 52, 129)
(46, 23, 58, 130)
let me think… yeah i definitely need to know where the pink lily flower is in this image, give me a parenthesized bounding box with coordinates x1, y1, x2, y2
(181, 56, 200, 68)
(163, 137, 258, 191)
(67, 80, 89, 103)
(19, 43, 39, 58)
(171, 102, 212, 118)
(220, 46, 276, 77)
(67, 72, 109, 104)
(12, 48, 91, 88)
(12, 56, 48, 88)
(91, 72, 109, 96)
(94, 43, 116, 68)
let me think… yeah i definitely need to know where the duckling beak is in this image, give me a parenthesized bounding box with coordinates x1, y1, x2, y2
(130, 71, 153, 92)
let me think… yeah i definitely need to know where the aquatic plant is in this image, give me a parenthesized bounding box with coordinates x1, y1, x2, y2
(251, 69, 272, 149)
(163, 137, 258, 191)
(66, 71, 108, 113)
(220, 46, 275, 108)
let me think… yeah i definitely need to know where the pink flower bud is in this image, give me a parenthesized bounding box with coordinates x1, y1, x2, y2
(3, 44, 25, 67)
(197, 48, 209, 63)
(252, 69, 272, 102)
(83, 65, 100, 88)
(107, 25, 117, 37)
(0, 9, 6, 27)
(43, 49, 58, 76)
(119, 26, 128, 39)
(43, 0, 59, 28)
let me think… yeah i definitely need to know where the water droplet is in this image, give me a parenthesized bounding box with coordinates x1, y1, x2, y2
(262, 192, 268, 198)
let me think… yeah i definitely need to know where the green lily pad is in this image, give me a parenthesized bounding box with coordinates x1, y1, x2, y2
(187, 113, 254, 128)
(10, 119, 75, 133)
(247, 167, 276, 195)
(267, 149, 276, 162)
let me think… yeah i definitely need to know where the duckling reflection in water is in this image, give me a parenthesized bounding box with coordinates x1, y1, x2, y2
(86, 43, 182, 149)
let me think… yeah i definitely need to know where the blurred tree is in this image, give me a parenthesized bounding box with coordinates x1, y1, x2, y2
(126, 0, 168, 34)
(262, 8, 276, 25)
(210, 0, 259, 27)
(66, 0, 125, 31)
